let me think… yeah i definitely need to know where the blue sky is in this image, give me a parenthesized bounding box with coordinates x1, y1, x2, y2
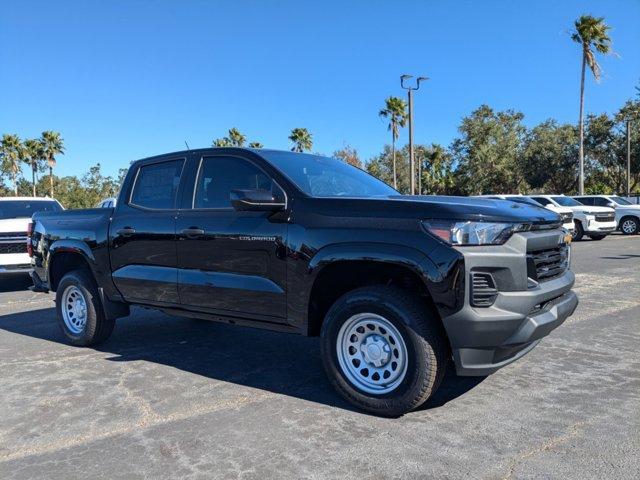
(1, 0, 639, 179)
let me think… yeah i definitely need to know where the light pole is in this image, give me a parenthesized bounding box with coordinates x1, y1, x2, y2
(627, 120, 631, 198)
(400, 75, 428, 195)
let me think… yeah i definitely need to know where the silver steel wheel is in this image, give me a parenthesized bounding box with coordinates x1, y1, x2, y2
(61, 285, 88, 334)
(336, 313, 409, 395)
(621, 219, 637, 234)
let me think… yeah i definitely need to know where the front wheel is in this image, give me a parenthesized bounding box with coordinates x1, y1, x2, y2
(572, 220, 584, 241)
(56, 269, 115, 346)
(320, 286, 448, 417)
(589, 234, 607, 241)
(620, 217, 639, 235)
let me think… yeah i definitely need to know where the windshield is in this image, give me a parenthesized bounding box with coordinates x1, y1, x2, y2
(504, 196, 544, 207)
(610, 196, 632, 205)
(0, 200, 62, 219)
(551, 196, 582, 207)
(259, 151, 398, 198)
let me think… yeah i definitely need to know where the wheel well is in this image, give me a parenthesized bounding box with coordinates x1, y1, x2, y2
(619, 215, 639, 226)
(49, 252, 92, 291)
(307, 261, 438, 336)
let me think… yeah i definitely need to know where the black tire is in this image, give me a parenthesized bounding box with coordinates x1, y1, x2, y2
(572, 220, 584, 241)
(55, 269, 115, 346)
(320, 285, 448, 417)
(619, 216, 639, 235)
(588, 234, 606, 241)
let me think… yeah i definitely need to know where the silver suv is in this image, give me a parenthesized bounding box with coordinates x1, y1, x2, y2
(573, 195, 640, 235)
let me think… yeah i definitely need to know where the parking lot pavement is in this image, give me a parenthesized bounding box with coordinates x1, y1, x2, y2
(0, 236, 638, 479)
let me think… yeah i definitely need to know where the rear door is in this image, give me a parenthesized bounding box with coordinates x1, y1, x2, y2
(175, 153, 288, 321)
(109, 158, 185, 305)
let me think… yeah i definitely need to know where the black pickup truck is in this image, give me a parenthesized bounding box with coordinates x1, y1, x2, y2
(29, 148, 578, 416)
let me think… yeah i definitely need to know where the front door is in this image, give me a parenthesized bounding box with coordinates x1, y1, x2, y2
(109, 158, 185, 305)
(176, 154, 287, 321)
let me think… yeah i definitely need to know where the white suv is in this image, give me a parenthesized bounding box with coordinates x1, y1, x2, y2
(478, 194, 575, 233)
(0, 197, 63, 276)
(529, 194, 616, 241)
(573, 195, 640, 235)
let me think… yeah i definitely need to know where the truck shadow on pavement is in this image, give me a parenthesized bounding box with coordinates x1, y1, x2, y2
(0, 275, 33, 292)
(0, 306, 484, 415)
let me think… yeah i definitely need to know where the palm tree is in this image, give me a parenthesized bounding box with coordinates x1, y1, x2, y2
(41, 131, 64, 197)
(1, 134, 24, 194)
(289, 128, 313, 152)
(379, 96, 408, 189)
(227, 128, 246, 147)
(572, 15, 613, 195)
(248, 141, 264, 148)
(23, 139, 44, 196)
(213, 137, 231, 147)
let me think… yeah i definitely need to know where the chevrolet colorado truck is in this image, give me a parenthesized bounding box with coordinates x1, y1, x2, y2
(29, 148, 578, 416)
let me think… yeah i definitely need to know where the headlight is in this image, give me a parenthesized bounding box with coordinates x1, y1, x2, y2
(422, 220, 530, 246)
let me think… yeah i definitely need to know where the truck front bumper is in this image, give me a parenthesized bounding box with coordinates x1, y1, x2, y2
(444, 230, 578, 376)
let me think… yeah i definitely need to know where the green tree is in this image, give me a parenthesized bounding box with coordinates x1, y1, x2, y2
(451, 105, 527, 195)
(366, 145, 410, 193)
(572, 15, 613, 194)
(418, 144, 457, 195)
(333, 145, 362, 168)
(227, 128, 246, 147)
(23, 138, 44, 196)
(522, 120, 579, 193)
(1, 134, 24, 194)
(212, 137, 231, 147)
(248, 141, 264, 148)
(378, 96, 408, 189)
(289, 128, 313, 152)
(41, 131, 64, 197)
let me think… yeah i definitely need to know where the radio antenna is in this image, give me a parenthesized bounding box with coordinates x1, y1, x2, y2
(184, 140, 190, 150)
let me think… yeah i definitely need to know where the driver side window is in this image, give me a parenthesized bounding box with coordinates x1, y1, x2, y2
(193, 156, 281, 209)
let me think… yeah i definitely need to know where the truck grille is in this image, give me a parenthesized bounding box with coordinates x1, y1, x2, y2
(470, 272, 498, 307)
(0, 242, 27, 254)
(595, 213, 615, 222)
(0, 232, 28, 254)
(560, 212, 574, 223)
(527, 245, 569, 282)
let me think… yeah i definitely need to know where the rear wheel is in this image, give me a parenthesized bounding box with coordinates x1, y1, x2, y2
(56, 269, 115, 346)
(620, 217, 639, 235)
(320, 286, 447, 417)
(588, 234, 606, 241)
(572, 220, 584, 241)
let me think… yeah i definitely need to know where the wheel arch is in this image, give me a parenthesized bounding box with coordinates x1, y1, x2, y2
(48, 240, 97, 292)
(305, 243, 448, 338)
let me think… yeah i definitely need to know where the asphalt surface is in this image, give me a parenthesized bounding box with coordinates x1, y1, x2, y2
(0, 235, 638, 479)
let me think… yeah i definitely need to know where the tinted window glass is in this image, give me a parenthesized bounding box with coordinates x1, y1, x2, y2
(551, 196, 582, 207)
(529, 197, 547, 206)
(578, 197, 594, 206)
(258, 151, 397, 198)
(0, 200, 62, 219)
(194, 156, 279, 209)
(592, 197, 610, 207)
(130, 160, 183, 209)
(611, 196, 632, 205)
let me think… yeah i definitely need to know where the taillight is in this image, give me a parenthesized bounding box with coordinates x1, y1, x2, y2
(27, 221, 34, 257)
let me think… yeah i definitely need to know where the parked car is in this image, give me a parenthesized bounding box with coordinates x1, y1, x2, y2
(528, 194, 616, 241)
(573, 194, 640, 235)
(0, 197, 63, 276)
(96, 197, 117, 208)
(477, 194, 574, 233)
(29, 148, 578, 416)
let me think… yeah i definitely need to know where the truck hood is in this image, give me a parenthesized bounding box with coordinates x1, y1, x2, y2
(616, 204, 640, 212)
(565, 205, 614, 214)
(376, 195, 561, 224)
(0, 217, 30, 233)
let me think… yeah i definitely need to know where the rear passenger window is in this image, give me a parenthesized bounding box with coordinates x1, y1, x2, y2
(130, 160, 183, 209)
(193, 156, 279, 209)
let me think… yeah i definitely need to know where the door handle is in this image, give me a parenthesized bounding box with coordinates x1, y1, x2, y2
(116, 227, 136, 236)
(181, 227, 205, 238)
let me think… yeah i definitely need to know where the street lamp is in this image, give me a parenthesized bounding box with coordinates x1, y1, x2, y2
(401, 74, 428, 195)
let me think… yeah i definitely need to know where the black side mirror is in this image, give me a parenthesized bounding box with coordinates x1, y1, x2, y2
(230, 189, 285, 212)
